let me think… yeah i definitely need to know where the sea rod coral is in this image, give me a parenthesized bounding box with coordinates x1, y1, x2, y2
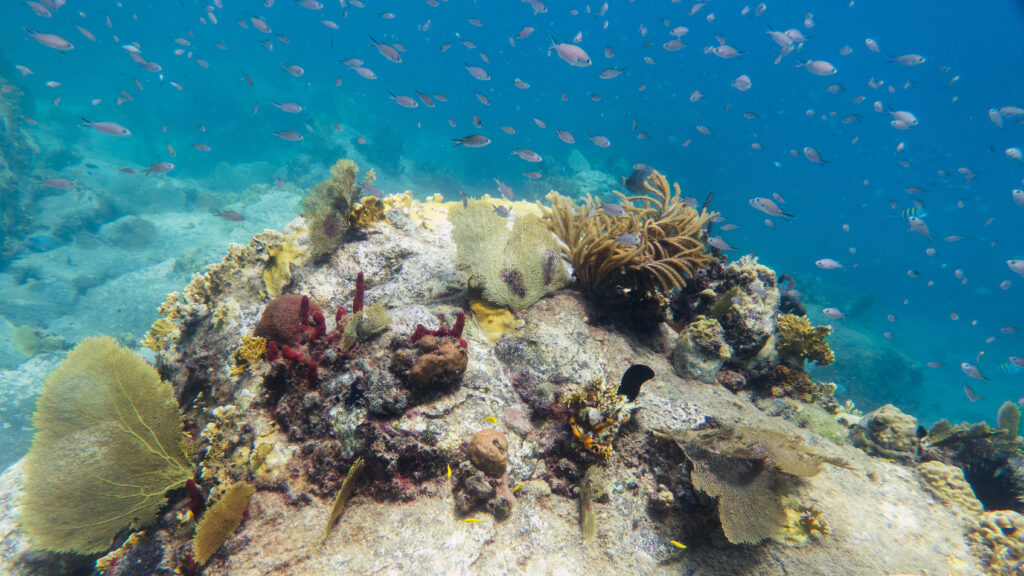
(541, 169, 716, 296)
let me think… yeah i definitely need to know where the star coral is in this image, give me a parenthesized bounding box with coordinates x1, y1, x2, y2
(775, 313, 835, 368)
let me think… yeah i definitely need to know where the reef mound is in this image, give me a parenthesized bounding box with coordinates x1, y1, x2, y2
(0, 196, 985, 576)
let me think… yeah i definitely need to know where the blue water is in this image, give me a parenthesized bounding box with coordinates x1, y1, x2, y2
(2, 0, 1023, 438)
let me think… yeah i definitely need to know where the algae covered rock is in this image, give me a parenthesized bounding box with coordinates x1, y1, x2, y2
(713, 256, 779, 361)
(671, 316, 732, 383)
(851, 404, 921, 460)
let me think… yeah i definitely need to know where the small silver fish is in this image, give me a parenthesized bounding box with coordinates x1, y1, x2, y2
(613, 233, 641, 245)
(494, 205, 511, 218)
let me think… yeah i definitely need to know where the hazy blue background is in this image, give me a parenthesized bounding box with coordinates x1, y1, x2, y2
(2, 0, 1023, 439)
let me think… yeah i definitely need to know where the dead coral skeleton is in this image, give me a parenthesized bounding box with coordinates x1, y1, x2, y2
(541, 170, 717, 296)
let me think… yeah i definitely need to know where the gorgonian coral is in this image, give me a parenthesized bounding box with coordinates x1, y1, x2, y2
(541, 170, 716, 296)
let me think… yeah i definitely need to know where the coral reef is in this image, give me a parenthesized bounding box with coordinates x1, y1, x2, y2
(21, 337, 193, 554)
(349, 196, 386, 229)
(541, 170, 716, 297)
(712, 256, 780, 362)
(450, 199, 567, 312)
(671, 315, 732, 383)
(774, 314, 834, 368)
(469, 299, 521, 343)
(850, 404, 921, 461)
(254, 294, 323, 347)
(917, 460, 984, 515)
(406, 335, 468, 389)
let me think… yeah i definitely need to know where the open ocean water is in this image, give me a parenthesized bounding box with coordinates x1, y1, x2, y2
(1, 0, 1023, 470)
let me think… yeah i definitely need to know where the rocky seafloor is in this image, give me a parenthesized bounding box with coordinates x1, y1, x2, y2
(0, 193, 1019, 576)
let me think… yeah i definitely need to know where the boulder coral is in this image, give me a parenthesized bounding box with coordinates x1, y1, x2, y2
(671, 315, 732, 383)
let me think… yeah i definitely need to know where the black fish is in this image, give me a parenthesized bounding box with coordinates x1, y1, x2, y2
(618, 364, 654, 402)
(622, 164, 653, 195)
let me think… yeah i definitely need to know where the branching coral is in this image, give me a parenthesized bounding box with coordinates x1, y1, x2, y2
(541, 170, 716, 296)
(303, 159, 375, 261)
(775, 314, 834, 368)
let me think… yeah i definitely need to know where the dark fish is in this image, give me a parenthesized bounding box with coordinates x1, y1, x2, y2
(601, 201, 625, 216)
(494, 205, 511, 218)
(617, 364, 654, 402)
(453, 134, 491, 147)
(460, 186, 468, 208)
(613, 233, 641, 245)
(214, 210, 245, 222)
(357, 183, 384, 198)
(622, 164, 653, 194)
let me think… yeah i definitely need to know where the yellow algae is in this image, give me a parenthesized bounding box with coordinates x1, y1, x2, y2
(262, 240, 302, 299)
(775, 313, 834, 367)
(775, 504, 830, 546)
(350, 196, 386, 228)
(471, 299, 522, 343)
(230, 336, 266, 376)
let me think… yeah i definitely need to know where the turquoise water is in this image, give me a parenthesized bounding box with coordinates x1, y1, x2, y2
(1, 0, 1023, 469)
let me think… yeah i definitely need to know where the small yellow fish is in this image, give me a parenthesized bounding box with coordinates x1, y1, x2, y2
(464, 518, 484, 523)
(670, 540, 687, 550)
(484, 416, 498, 424)
(512, 483, 524, 493)
(447, 463, 452, 479)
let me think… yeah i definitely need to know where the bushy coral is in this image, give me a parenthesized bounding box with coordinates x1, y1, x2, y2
(540, 170, 716, 296)
(450, 199, 567, 312)
(303, 159, 367, 261)
(775, 313, 834, 368)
